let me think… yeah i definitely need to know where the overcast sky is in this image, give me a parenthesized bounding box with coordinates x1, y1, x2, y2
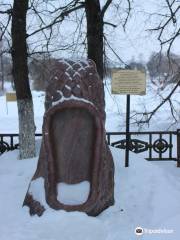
(1, 0, 180, 63)
(102, 0, 180, 60)
(105, 0, 180, 63)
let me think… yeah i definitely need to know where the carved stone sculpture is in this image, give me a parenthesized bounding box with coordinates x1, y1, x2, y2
(23, 59, 114, 216)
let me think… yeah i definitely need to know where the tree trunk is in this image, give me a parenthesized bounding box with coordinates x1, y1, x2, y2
(1, 54, 4, 92)
(0, 37, 4, 91)
(11, 0, 36, 159)
(0, 53, 4, 91)
(85, 0, 104, 79)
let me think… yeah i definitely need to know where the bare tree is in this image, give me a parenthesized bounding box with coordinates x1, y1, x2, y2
(85, 0, 132, 78)
(149, 0, 180, 56)
(0, 34, 4, 91)
(29, 54, 59, 91)
(0, 0, 85, 159)
(11, 0, 36, 159)
(26, 0, 132, 79)
(85, 0, 104, 79)
(132, 0, 180, 129)
(147, 52, 180, 87)
(0, 0, 133, 158)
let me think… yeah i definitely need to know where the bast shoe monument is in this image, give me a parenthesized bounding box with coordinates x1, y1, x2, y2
(23, 59, 114, 216)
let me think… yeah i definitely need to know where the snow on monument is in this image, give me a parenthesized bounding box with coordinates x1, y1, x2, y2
(23, 59, 114, 216)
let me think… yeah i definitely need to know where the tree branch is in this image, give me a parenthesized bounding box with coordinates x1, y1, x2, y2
(27, 4, 85, 38)
(101, 0, 112, 17)
(132, 73, 180, 125)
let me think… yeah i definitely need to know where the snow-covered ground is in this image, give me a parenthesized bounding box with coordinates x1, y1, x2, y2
(0, 79, 180, 239)
(0, 146, 180, 240)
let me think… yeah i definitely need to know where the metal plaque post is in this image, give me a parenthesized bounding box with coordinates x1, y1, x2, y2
(111, 69, 146, 168)
(125, 94, 130, 167)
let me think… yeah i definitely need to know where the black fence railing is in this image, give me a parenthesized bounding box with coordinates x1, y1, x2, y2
(1, 130, 180, 166)
(107, 130, 180, 163)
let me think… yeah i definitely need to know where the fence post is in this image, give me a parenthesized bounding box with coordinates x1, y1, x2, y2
(177, 129, 180, 167)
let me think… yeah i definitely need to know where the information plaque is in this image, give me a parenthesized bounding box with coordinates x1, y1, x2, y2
(112, 70, 146, 95)
(6, 92, 17, 102)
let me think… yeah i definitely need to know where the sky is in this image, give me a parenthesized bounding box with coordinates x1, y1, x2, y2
(0, 0, 180, 63)
(105, 0, 180, 63)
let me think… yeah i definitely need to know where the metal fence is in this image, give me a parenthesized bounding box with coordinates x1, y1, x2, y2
(1, 130, 180, 166)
